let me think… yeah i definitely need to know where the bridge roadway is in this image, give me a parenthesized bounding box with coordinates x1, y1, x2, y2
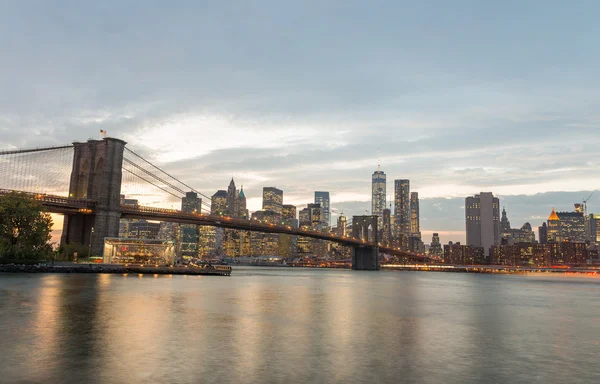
(0, 189, 426, 260)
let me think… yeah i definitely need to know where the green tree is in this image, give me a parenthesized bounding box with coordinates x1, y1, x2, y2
(0, 192, 53, 261)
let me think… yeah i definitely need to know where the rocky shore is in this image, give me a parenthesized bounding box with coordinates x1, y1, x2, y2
(0, 263, 231, 276)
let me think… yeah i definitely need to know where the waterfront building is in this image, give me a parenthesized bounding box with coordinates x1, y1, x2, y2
(443, 242, 485, 265)
(198, 225, 216, 258)
(262, 187, 283, 215)
(429, 233, 443, 257)
(372, 166, 386, 227)
(556, 210, 586, 243)
(491, 242, 591, 266)
(465, 192, 500, 256)
(588, 214, 600, 244)
(181, 192, 201, 259)
(394, 179, 410, 250)
(314, 191, 330, 227)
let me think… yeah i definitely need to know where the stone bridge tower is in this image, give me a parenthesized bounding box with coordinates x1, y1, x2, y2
(351, 215, 380, 270)
(61, 138, 126, 256)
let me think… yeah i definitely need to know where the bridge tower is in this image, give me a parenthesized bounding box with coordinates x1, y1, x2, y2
(351, 215, 380, 270)
(61, 138, 126, 256)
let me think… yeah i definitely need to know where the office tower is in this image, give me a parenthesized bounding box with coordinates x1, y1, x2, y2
(538, 222, 548, 244)
(465, 192, 500, 256)
(547, 208, 561, 242)
(588, 214, 600, 244)
(262, 187, 283, 215)
(211, 190, 227, 215)
(314, 191, 330, 227)
(307, 203, 324, 228)
(394, 179, 410, 249)
(226, 178, 237, 216)
(237, 186, 248, 219)
(372, 165, 386, 226)
(282, 204, 297, 222)
(410, 192, 420, 238)
(429, 233, 442, 257)
(500, 207, 511, 234)
(556, 208, 586, 242)
(279, 204, 298, 257)
(382, 208, 392, 246)
(181, 192, 202, 259)
(337, 215, 347, 237)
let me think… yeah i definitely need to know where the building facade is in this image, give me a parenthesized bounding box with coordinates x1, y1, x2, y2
(465, 192, 500, 256)
(262, 187, 283, 215)
(314, 191, 330, 227)
(394, 179, 410, 250)
(372, 167, 386, 227)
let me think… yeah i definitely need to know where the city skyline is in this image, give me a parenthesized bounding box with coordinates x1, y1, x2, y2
(2, 1, 600, 244)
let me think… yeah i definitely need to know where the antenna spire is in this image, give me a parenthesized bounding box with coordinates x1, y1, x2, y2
(377, 149, 381, 171)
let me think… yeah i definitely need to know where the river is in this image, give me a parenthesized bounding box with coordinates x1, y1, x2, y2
(1, 267, 599, 384)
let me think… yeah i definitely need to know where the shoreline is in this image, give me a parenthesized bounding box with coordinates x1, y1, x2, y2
(0, 263, 231, 276)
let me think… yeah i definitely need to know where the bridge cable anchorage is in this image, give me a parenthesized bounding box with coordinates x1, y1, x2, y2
(124, 148, 214, 203)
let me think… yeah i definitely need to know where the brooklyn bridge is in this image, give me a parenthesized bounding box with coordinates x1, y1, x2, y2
(0, 137, 429, 270)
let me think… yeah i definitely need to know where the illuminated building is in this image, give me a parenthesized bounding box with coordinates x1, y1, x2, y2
(238, 186, 248, 219)
(262, 187, 283, 215)
(279, 204, 298, 256)
(547, 208, 560, 242)
(588, 214, 600, 244)
(211, 190, 227, 215)
(314, 191, 330, 227)
(491, 242, 591, 266)
(394, 179, 410, 250)
(465, 192, 500, 257)
(499, 208, 535, 244)
(181, 192, 201, 259)
(308, 203, 324, 228)
(429, 233, 442, 257)
(556, 210, 586, 243)
(198, 226, 216, 258)
(226, 178, 237, 216)
(251, 210, 279, 256)
(410, 192, 420, 238)
(372, 165, 386, 227)
(103, 238, 175, 265)
(336, 215, 347, 237)
(443, 242, 485, 265)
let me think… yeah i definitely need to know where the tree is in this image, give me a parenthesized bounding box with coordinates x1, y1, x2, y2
(0, 192, 53, 261)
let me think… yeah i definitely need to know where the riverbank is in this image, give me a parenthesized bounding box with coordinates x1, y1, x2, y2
(0, 263, 231, 276)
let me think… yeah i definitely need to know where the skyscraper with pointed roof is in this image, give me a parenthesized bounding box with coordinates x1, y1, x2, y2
(547, 207, 561, 242)
(372, 159, 386, 228)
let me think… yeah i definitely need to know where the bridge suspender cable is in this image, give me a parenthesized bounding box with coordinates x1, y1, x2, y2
(122, 168, 182, 200)
(124, 148, 213, 203)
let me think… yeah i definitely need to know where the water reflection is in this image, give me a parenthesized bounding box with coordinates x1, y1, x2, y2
(1, 269, 600, 383)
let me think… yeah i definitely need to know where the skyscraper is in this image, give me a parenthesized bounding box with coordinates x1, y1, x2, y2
(394, 179, 410, 249)
(410, 192, 420, 238)
(382, 208, 392, 246)
(429, 233, 442, 257)
(226, 178, 237, 216)
(465, 192, 500, 256)
(314, 191, 330, 227)
(372, 165, 386, 226)
(237, 186, 248, 219)
(181, 192, 202, 259)
(262, 187, 283, 215)
(538, 222, 548, 244)
(211, 190, 227, 215)
(547, 208, 561, 242)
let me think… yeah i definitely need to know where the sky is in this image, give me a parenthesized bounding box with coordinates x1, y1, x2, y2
(1, 1, 600, 244)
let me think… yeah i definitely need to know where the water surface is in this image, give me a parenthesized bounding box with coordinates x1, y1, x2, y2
(1, 267, 599, 383)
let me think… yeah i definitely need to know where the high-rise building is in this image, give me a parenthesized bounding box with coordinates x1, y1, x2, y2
(557, 210, 586, 243)
(394, 179, 410, 249)
(181, 192, 202, 259)
(500, 207, 511, 234)
(262, 187, 283, 215)
(211, 190, 228, 215)
(314, 191, 330, 227)
(588, 214, 600, 244)
(307, 203, 324, 228)
(538, 222, 548, 244)
(226, 178, 237, 216)
(547, 208, 561, 242)
(410, 192, 420, 238)
(237, 186, 248, 219)
(337, 215, 347, 237)
(465, 192, 500, 256)
(282, 204, 297, 222)
(429, 233, 443, 257)
(382, 208, 392, 246)
(372, 166, 386, 226)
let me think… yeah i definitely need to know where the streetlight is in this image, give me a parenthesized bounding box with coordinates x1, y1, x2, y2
(88, 227, 95, 259)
